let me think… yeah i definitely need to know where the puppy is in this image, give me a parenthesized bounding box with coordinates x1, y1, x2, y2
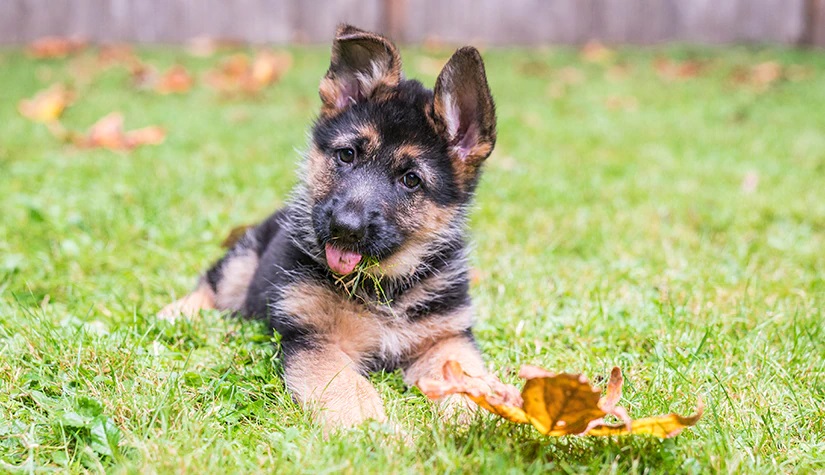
(161, 24, 497, 430)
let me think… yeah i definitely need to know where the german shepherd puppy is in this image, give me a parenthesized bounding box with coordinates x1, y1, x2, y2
(161, 24, 497, 431)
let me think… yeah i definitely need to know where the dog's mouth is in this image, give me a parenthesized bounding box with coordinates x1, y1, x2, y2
(324, 243, 363, 275)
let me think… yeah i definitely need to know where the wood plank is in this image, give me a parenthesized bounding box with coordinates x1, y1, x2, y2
(0, 0, 818, 46)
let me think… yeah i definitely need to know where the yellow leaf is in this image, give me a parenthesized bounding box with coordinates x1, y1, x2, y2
(419, 361, 702, 439)
(18, 84, 74, 123)
(586, 400, 704, 438)
(520, 369, 605, 435)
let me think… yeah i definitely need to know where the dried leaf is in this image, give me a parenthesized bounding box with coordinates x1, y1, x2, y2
(654, 58, 705, 81)
(131, 64, 195, 94)
(419, 361, 702, 439)
(731, 61, 784, 90)
(73, 112, 165, 151)
(580, 40, 614, 63)
(28, 36, 87, 59)
(205, 51, 292, 95)
(18, 84, 74, 123)
(221, 224, 254, 248)
(155, 65, 195, 94)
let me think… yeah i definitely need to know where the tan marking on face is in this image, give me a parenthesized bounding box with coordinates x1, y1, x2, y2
(306, 145, 334, 202)
(158, 279, 216, 321)
(214, 250, 258, 311)
(356, 122, 381, 155)
(284, 344, 387, 431)
(279, 281, 474, 363)
(393, 143, 426, 165)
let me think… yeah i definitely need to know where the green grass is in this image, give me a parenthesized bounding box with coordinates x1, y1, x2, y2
(1, 43, 824, 474)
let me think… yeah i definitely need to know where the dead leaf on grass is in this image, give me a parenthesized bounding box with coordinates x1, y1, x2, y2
(731, 61, 784, 90)
(18, 84, 74, 123)
(72, 112, 165, 151)
(131, 64, 195, 94)
(580, 40, 614, 63)
(28, 36, 88, 59)
(205, 51, 292, 95)
(418, 361, 703, 438)
(654, 58, 705, 81)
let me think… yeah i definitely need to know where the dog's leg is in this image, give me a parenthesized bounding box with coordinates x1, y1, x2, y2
(158, 212, 285, 320)
(158, 277, 216, 320)
(283, 341, 387, 432)
(403, 333, 487, 422)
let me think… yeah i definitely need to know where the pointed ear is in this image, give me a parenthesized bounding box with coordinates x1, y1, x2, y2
(432, 47, 497, 170)
(319, 24, 402, 116)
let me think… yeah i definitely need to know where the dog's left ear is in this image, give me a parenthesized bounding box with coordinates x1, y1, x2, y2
(319, 24, 402, 116)
(432, 47, 497, 172)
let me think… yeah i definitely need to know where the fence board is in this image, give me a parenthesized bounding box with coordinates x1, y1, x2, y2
(0, 0, 817, 46)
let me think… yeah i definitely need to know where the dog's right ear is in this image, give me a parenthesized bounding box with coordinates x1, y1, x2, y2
(319, 24, 402, 117)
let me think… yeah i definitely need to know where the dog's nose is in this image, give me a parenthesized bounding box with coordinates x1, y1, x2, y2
(329, 208, 367, 245)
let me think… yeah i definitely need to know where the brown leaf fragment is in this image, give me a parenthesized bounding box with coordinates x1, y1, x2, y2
(731, 61, 783, 91)
(580, 40, 614, 63)
(73, 112, 165, 151)
(28, 36, 88, 59)
(155, 65, 195, 94)
(18, 84, 74, 123)
(131, 64, 195, 94)
(654, 58, 705, 81)
(205, 51, 292, 95)
(221, 225, 255, 248)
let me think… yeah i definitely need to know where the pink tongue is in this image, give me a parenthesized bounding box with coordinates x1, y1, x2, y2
(325, 243, 363, 275)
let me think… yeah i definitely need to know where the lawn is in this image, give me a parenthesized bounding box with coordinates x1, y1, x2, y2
(1, 43, 824, 473)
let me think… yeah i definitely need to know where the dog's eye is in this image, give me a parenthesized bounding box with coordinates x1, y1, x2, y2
(401, 172, 421, 189)
(335, 148, 356, 164)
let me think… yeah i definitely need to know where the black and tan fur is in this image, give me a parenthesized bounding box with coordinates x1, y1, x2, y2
(161, 25, 497, 430)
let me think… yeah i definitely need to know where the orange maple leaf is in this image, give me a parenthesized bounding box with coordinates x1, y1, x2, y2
(72, 112, 165, 151)
(205, 51, 292, 95)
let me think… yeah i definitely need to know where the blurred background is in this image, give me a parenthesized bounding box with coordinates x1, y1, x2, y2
(1, 0, 825, 47)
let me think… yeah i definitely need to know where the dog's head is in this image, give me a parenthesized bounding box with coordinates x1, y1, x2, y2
(300, 25, 496, 278)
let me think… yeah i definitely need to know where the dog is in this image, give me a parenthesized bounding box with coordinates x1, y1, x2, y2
(160, 24, 497, 431)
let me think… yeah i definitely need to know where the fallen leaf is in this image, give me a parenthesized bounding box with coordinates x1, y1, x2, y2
(731, 61, 784, 90)
(28, 36, 88, 58)
(206, 51, 292, 95)
(73, 112, 165, 151)
(580, 40, 614, 63)
(18, 84, 74, 123)
(97, 44, 141, 67)
(131, 64, 195, 94)
(155, 65, 195, 94)
(418, 361, 703, 438)
(221, 224, 254, 248)
(654, 58, 705, 81)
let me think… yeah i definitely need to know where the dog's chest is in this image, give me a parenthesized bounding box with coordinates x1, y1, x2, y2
(277, 280, 471, 366)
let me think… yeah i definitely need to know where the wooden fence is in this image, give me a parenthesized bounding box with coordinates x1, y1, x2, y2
(2, 0, 825, 47)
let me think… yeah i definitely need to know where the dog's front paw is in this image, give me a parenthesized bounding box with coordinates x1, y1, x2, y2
(158, 286, 216, 322)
